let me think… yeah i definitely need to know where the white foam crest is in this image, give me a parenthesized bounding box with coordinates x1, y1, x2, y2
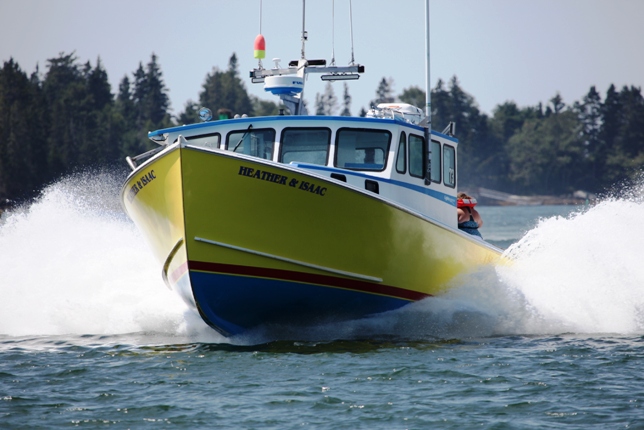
(0, 172, 214, 339)
(5, 171, 644, 343)
(495, 197, 644, 335)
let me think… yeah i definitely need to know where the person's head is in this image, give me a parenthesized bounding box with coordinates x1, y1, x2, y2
(457, 192, 470, 200)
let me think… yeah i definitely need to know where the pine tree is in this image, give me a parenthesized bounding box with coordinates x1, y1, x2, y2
(370, 77, 394, 108)
(599, 84, 623, 185)
(0, 59, 48, 200)
(87, 57, 112, 111)
(75, 58, 117, 166)
(550, 93, 565, 114)
(399, 86, 426, 110)
(176, 100, 200, 125)
(340, 83, 351, 116)
(573, 86, 603, 189)
(602, 85, 644, 186)
(315, 93, 325, 115)
(131, 62, 147, 129)
(322, 82, 337, 116)
(252, 96, 280, 116)
(430, 79, 450, 131)
(507, 111, 583, 194)
(199, 53, 253, 119)
(43, 52, 87, 175)
(116, 75, 135, 123)
(143, 53, 170, 127)
(442, 76, 489, 185)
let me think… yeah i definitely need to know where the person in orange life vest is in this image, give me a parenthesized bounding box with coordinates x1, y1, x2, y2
(457, 192, 483, 238)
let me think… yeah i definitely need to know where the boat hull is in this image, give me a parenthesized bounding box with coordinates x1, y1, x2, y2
(122, 143, 502, 336)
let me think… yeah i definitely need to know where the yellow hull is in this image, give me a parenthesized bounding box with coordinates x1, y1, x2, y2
(122, 144, 502, 335)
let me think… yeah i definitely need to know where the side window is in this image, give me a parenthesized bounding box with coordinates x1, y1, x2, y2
(443, 144, 456, 188)
(430, 140, 441, 183)
(226, 128, 275, 160)
(185, 132, 221, 148)
(409, 134, 425, 178)
(279, 128, 331, 165)
(395, 132, 407, 173)
(335, 128, 391, 171)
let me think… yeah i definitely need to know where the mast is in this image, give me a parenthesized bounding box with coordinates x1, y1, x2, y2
(424, 0, 431, 130)
(249, 0, 364, 115)
(300, 0, 307, 59)
(424, 0, 432, 185)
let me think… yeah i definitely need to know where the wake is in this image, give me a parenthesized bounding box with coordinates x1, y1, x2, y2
(2, 172, 643, 344)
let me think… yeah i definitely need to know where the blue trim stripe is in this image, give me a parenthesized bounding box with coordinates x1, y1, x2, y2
(290, 162, 457, 206)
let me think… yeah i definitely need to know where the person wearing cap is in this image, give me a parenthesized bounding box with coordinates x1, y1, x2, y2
(457, 192, 483, 238)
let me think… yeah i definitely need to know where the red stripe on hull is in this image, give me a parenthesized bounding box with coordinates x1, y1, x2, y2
(188, 260, 430, 302)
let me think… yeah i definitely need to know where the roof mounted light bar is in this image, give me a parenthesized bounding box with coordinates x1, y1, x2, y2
(250, 64, 364, 81)
(321, 73, 360, 81)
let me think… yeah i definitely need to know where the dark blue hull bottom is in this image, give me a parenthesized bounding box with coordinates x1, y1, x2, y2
(189, 271, 410, 336)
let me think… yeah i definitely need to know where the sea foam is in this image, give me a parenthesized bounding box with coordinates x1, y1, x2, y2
(0, 171, 218, 341)
(2, 172, 643, 343)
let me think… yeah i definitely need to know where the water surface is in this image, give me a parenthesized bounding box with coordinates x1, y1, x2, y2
(1, 173, 643, 428)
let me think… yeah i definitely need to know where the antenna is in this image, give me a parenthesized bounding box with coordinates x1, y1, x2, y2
(249, 0, 364, 114)
(424, 0, 431, 126)
(349, 0, 355, 65)
(424, 0, 432, 185)
(300, 0, 307, 59)
(254, 0, 265, 69)
(330, 0, 336, 66)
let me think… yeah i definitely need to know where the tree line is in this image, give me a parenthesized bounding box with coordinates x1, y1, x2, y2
(1, 51, 643, 204)
(413, 78, 644, 196)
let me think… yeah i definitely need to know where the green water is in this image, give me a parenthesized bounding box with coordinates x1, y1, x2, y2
(2, 179, 642, 428)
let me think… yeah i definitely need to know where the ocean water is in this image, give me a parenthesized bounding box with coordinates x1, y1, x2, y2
(2, 172, 644, 428)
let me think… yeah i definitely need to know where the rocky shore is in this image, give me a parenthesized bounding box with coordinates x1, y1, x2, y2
(473, 187, 595, 206)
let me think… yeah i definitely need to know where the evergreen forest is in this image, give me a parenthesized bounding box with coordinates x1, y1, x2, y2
(1, 51, 643, 206)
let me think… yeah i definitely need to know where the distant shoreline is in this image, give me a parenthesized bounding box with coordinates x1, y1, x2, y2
(473, 187, 593, 207)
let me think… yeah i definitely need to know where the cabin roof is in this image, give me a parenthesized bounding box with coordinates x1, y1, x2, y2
(148, 115, 458, 144)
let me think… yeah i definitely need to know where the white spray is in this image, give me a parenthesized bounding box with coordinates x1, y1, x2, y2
(2, 172, 643, 343)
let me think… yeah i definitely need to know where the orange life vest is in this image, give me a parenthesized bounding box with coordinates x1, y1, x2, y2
(457, 198, 477, 208)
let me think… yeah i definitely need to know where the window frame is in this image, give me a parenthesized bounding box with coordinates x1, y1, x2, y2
(408, 133, 426, 179)
(278, 127, 332, 166)
(395, 132, 407, 174)
(430, 139, 442, 184)
(185, 132, 221, 149)
(333, 127, 392, 172)
(443, 144, 456, 188)
(225, 127, 276, 160)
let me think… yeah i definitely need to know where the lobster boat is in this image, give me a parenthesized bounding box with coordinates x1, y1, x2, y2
(120, 2, 503, 336)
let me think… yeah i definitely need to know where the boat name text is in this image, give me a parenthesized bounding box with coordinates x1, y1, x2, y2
(127, 170, 156, 202)
(238, 165, 327, 196)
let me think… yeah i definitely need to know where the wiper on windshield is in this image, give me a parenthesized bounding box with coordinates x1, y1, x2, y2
(232, 124, 253, 152)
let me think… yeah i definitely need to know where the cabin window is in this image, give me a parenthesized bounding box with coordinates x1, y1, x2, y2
(395, 132, 407, 173)
(430, 140, 441, 183)
(408, 134, 425, 178)
(185, 132, 221, 148)
(335, 128, 391, 171)
(226, 128, 275, 160)
(443, 144, 456, 188)
(279, 128, 331, 165)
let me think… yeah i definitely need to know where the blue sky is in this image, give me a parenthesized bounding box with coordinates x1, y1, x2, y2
(1, 0, 643, 117)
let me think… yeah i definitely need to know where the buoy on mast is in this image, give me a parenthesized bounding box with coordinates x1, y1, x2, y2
(254, 34, 266, 60)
